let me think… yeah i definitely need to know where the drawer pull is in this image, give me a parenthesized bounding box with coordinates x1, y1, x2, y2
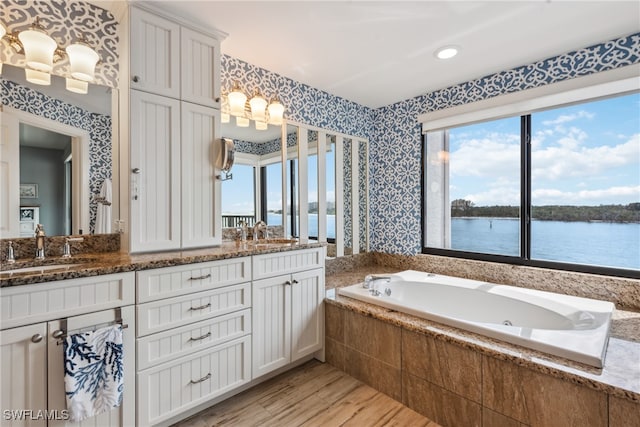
(189, 303, 212, 311)
(189, 373, 211, 384)
(189, 274, 212, 281)
(52, 330, 65, 339)
(31, 334, 43, 343)
(188, 332, 212, 342)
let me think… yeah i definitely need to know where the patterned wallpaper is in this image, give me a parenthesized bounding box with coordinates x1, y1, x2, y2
(222, 33, 639, 255)
(369, 32, 640, 255)
(1, 0, 119, 88)
(1, 77, 112, 234)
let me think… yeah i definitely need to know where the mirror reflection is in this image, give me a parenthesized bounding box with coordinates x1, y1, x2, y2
(1, 64, 114, 238)
(220, 119, 368, 258)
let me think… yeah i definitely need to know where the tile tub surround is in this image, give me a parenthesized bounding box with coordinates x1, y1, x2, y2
(0, 240, 325, 287)
(324, 297, 640, 427)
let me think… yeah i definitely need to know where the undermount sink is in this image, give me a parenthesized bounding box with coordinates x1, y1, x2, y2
(0, 263, 82, 276)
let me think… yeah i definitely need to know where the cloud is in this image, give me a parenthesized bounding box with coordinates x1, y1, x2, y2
(541, 110, 594, 127)
(450, 134, 520, 178)
(532, 185, 640, 205)
(532, 134, 639, 180)
(460, 186, 520, 206)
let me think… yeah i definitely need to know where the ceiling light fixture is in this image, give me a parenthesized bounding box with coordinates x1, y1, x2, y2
(222, 83, 286, 130)
(435, 45, 459, 60)
(0, 18, 100, 93)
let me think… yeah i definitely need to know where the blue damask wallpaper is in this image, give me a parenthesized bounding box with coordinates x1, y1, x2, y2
(370, 32, 640, 255)
(1, 78, 112, 234)
(224, 32, 639, 255)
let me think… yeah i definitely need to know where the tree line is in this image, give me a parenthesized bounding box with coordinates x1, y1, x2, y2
(451, 200, 640, 223)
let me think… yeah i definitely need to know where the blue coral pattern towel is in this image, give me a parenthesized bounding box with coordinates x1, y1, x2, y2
(63, 325, 124, 422)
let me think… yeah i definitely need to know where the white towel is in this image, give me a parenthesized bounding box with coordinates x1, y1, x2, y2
(95, 178, 112, 234)
(63, 325, 124, 422)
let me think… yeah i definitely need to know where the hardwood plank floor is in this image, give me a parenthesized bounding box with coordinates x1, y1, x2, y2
(172, 360, 440, 427)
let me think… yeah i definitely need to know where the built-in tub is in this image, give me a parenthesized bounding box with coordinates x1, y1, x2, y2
(338, 270, 614, 368)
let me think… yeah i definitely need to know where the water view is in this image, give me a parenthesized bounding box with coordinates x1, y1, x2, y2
(452, 218, 639, 270)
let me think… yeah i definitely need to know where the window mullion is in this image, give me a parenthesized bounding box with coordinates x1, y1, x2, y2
(521, 115, 532, 261)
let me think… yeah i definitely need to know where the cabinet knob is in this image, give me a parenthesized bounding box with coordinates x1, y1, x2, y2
(52, 329, 65, 339)
(292, 279, 299, 285)
(214, 97, 220, 103)
(132, 75, 140, 83)
(132, 168, 141, 174)
(285, 280, 292, 286)
(31, 334, 43, 343)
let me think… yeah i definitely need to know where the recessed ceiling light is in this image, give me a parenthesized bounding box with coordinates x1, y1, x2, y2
(435, 46, 459, 60)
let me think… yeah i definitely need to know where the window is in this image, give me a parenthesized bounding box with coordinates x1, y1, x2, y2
(221, 164, 256, 227)
(423, 92, 640, 276)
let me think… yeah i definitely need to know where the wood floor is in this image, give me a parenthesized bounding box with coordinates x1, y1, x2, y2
(172, 360, 440, 427)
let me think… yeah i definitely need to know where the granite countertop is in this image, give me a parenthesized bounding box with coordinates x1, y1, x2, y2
(325, 267, 640, 403)
(0, 240, 324, 287)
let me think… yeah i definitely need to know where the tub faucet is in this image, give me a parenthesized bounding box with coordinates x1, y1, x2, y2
(35, 224, 45, 260)
(253, 221, 268, 241)
(363, 275, 392, 290)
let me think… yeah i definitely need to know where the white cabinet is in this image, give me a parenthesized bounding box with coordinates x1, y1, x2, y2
(0, 323, 47, 427)
(252, 248, 325, 379)
(180, 27, 221, 108)
(135, 258, 252, 426)
(130, 7, 221, 107)
(129, 90, 181, 252)
(0, 273, 136, 427)
(180, 102, 221, 248)
(129, 6, 222, 253)
(129, 6, 181, 98)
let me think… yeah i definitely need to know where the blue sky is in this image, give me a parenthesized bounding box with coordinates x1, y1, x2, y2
(449, 92, 640, 206)
(222, 146, 336, 215)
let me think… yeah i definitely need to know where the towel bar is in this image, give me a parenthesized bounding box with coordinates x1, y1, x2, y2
(54, 318, 128, 345)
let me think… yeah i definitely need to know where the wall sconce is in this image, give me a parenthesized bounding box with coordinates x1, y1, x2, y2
(0, 18, 99, 93)
(223, 82, 286, 130)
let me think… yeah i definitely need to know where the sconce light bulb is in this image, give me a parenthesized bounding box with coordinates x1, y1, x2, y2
(19, 19, 57, 72)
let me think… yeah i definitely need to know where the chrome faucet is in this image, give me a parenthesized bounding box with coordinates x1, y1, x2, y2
(6, 241, 16, 264)
(62, 237, 84, 258)
(253, 220, 268, 241)
(35, 224, 45, 260)
(363, 275, 392, 295)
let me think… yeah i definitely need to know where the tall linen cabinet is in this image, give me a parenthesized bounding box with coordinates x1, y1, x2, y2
(128, 5, 223, 252)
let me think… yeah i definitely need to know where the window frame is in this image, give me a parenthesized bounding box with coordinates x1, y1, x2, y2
(421, 94, 640, 279)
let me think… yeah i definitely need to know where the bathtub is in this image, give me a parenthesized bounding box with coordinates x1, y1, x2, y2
(338, 270, 614, 368)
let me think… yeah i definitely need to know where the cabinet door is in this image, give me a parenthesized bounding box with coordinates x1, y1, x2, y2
(0, 323, 47, 426)
(47, 307, 136, 427)
(130, 7, 180, 98)
(291, 268, 324, 361)
(130, 90, 181, 252)
(181, 102, 221, 248)
(252, 275, 291, 378)
(181, 27, 221, 108)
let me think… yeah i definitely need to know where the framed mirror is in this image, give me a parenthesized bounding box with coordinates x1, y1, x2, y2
(0, 63, 117, 238)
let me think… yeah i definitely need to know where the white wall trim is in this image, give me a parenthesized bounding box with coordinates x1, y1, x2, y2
(419, 64, 640, 132)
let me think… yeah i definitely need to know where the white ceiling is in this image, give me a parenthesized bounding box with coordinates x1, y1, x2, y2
(145, 0, 640, 109)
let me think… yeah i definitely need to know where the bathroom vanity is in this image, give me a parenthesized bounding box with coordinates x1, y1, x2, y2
(0, 242, 325, 426)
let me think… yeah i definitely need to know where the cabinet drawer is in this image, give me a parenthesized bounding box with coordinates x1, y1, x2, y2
(137, 336, 251, 426)
(137, 257, 251, 303)
(137, 308, 251, 370)
(137, 283, 251, 336)
(0, 272, 135, 329)
(252, 248, 324, 280)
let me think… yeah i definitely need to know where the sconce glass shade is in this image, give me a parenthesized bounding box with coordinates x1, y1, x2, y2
(249, 92, 267, 122)
(25, 68, 51, 85)
(228, 83, 247, 116)
(18, 24, 57, 72)
(255, 120, 268, 130)
(221, 112, 230, 124)
(66, 40, 99, 82)
(236, 116, 250, 127)
(66, 77, 88, 94)
(268, 99, 285, 125)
